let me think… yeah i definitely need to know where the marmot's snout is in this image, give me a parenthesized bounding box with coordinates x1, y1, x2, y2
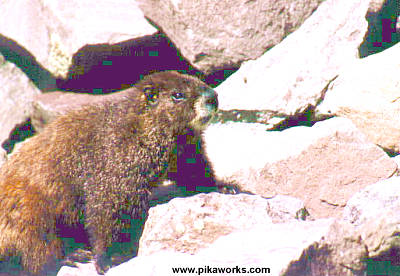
(203, 88, 218, 111)
(192, 87, 218, 128)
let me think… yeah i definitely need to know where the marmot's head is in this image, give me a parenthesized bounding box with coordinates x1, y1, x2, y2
(136, 71, 218, 134)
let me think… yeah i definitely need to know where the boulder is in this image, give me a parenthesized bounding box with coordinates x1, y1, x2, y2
(139, 192, 306, 256)
(138, 0, 324, 73)
(0, 0, 156, 78)
(315, 42, 400, 153)
(0, 54, 40, 147)
(204, 117, 397, 218)
(107, 219, 332, 276)
(287, 176, 400, 275)
(215, 0, 382, 126)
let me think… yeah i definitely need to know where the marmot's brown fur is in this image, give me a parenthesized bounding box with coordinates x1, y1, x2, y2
(0, 71, 218, 274)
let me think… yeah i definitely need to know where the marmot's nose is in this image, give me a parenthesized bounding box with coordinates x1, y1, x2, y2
(201, 88, 218, 110)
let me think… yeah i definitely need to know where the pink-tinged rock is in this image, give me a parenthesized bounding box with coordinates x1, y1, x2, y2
(215, 0, 381, 118)
(138, 192, 275, 256)
(0, 56, 41, 146)
(315, 43, 400, 153)
(137, 0, 324, 73)
(106, 219, 332, 276)
(0, 0, 156, 78)
(31, 90, 134, 132)
(204, 117, 397, 218)
(289, 177, 400, 275)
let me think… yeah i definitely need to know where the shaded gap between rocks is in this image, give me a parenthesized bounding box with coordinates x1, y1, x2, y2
(272, 106, 320, 131)
(365, 246, 400, 275)
(1, 30, 239, 95)
(0, 34, 58, 92)
(1, 118, 36, 154)
(58, 29, 240, 94)
(58, 31, 204, 94)
(358, 0, 399, 58)
(381, 147, 399, 157)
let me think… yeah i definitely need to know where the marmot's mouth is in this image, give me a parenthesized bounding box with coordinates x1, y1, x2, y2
(200, 114, 213, 125)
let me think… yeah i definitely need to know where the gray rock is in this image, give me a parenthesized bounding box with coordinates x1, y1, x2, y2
(198, 219, 333, 275)
(343, 176, 400, 227)
(215, 0, 380, 122)
(31, 89, 134, 132)
(138, 192, 275, 256)
(0, 55, 41, 146)
(265, 195, 308, 223)
(315, 42, 400, 153)
(107, 219, 332, 276)
(137, 0, 324, 73)
(204, 117, 397, 218)
(292, 177, 400, 275)
(0, 0, 156, 78)
(285, 219, 368, 275)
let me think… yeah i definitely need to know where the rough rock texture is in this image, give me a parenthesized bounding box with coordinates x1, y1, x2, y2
(0, 54, 41, 146)
(287, 177, 400, 275)
(263, 195, 307, 223)
(343, 176, 400, 228)
(283, 219, 368, 275)
(31, 90, 135, 132)
(138, 192, 307, 256)
(0, 148, 6, 168)
(315, 42, 400, 153)
(137, 0, 324, 73)
(204, 117, 397, 218)
(0, 0, 156, 78)
(197, 219, 332, 275)
(215, 0, 381, 122)
(106, 220, 332, 276)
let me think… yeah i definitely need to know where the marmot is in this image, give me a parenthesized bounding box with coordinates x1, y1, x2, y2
(0, 71, 218, 274)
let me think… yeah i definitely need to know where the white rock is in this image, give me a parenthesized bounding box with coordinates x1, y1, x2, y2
(137, 0, 324, 73)
(315, 42, 400, 152)
(204, 118, 397, 218)
(343, 176, 400, 227)
(0, 57, 40, 146)
(138, 192, 275, 256)
(0, 0, 156, 78)
(108, 219, 333, 276)
(216, 0, 374, 115)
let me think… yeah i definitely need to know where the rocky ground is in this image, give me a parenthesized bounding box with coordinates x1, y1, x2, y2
(1, 0, 400, 275)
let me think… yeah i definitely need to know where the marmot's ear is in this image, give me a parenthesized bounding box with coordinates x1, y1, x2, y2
(143, 85, 159, 106)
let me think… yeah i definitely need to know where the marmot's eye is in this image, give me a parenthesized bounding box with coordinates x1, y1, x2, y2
(147, 93, 158, 105)
(143, 86, 158, 106)
(171, 92, 185, 102)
